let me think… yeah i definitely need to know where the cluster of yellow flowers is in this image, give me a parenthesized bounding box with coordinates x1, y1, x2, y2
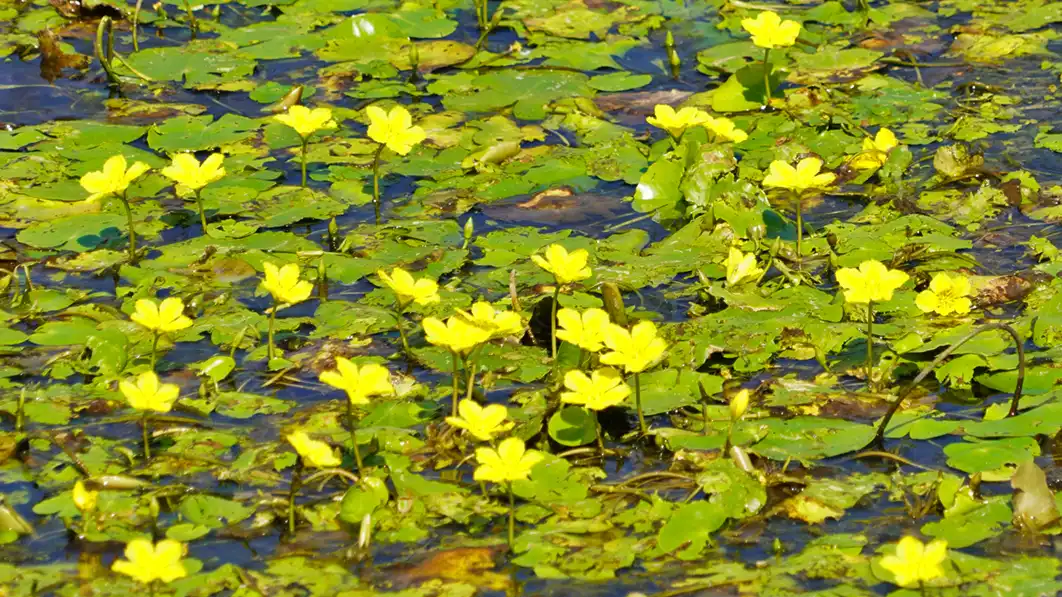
(78, 102, 428, 262)
(647, 105, 748, 143)
(836, 260, 973, 317)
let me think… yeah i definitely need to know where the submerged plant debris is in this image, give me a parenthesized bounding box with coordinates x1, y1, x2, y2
(3, 0, 1062, 593)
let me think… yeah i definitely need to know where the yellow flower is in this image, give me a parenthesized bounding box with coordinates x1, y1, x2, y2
(319, 358, 394, 406)
(160, 153, 225, 192)
(130, 297, 193, 333)
(851, 128, 899, 170)
(531, 244, 592, 285)
(423, 315, 492, 354)
(377, 267, 439, 307)
(473, 436, 544, 483)
(262, 261, 313, 305)
(864, 128, 899, 154)
(457, 301, 524, 338)
(561, 368, 631, 411)
(112, 538, 188, 585)
(741, 10, 801, 49)
(916, 272, 972, 316)
(286, 430, 341, 468)
(836, 260, 910, 304)
(601, 321, 668, 374)
(726, 247, 764, 287)
(445, 399, 513, 441)
(879, 536, 948, 588)
(730, 389, 750, 420)
(79, 154, 150, 202)
(72, 480, 98, 513)
(274, 105, 336, 139)
(704, 116, 748, 143)
(119, 371, 180, 413)
(366, 105, 426, 156)
(762, 157, 836, 193)
(646, 104, 711, 139)
(556, 308, 611, 352)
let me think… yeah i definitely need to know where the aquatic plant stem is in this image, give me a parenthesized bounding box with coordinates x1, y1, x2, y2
(464, 353, 478, 403)
(550, 286, 560, 361)
(793, 191, 802, 267)
(132, 0, 142, 51)
(299, 139, 308, 187)
(371, 144, 384, 225)
(634, 372, 647, 434)
(507, 482, 515, 550)
(141, 413, 151, 460)
(119, 194, 137, 264)
(183, 0, 198, 39)
(595, 414, 605, 453)
(865, 301, 874, 391)
(346, 400, 364, 470)
(194, 189, 208, 233)
(150, 331, 159, 369)
(267, 303, 278, 360)
(762, 48, 771, 105)
(874, 322, 1026, 444)
(702, 401, 709, 436)
(15, 388, 24, 433)
(451, 351, 460, 417)
(287, 460, 303, 535)
(394, 305, 414, 364)
(94, 17, 119, 88)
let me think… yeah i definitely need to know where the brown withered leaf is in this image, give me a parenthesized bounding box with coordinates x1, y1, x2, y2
(483, 187, 627, 226)
(974, 273, 1046, 307)
(37, 29, 90, 82)
(388, 546, 512, 590)
(47, 0, 82, 18)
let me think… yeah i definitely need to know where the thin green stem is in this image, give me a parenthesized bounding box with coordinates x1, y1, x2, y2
(300, 139, 308, 187)
(15, 388, 24, 433)
(371, 144, 384, 225)
(287, 460, 303, 535)
(394, 305, 413, 364)
(634, 372, 646, 434)
(120, 194, 137, 264)
(794, 191, 802, 268)
(763, 48, 772, 105)
(507, 482, 515, 550)
(183, 0, 198, 38)
(346, 400, 364, 470)
(267, 304, 278, 361)
(702, 401, 709, 436)
(141, 413, 151, 460)
(595, 414, 605, 453)
(150, 331, 159, 369)
(866, 301, 874, 391)
(132, 0, 142, 51)
(550, 286, 560, 360)
(451, 351, 461, 417)
(194, 189, 208, 233)
(465, 354, 478, 403)
(874, 323, 1026, 443)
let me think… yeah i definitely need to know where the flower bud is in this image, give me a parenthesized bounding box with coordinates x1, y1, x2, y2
(729, 389, 750, 421)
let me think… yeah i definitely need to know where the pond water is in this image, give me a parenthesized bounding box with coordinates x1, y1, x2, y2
(2, 0, 1062, 594)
